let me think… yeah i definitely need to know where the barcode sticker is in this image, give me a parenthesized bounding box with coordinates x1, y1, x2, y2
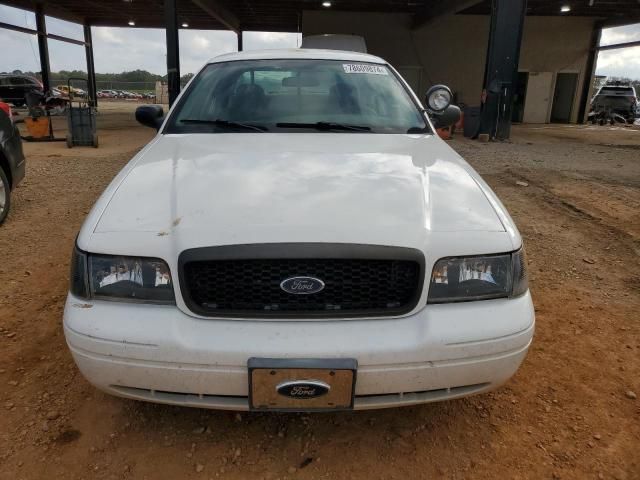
(342, 64, 388, 75)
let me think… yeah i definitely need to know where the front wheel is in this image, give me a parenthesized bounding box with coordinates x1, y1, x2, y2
(0, 167, 10, 225)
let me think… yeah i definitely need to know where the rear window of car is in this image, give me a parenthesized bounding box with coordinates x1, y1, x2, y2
(599, 86, 636, 96)
(8, 77, 38, 86)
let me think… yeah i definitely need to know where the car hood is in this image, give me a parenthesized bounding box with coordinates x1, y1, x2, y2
(87, 133, 511, 252)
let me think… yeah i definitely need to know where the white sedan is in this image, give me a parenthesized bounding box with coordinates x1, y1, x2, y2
(64, 49, 534, 411)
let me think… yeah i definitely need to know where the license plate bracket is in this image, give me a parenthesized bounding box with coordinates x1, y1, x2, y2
(248, 358, 357, 412)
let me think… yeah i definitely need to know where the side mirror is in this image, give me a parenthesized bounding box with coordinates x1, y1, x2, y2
(135, 105, 164, 130)
(424, 84, 453, 113)
(432, 105, 461, 130)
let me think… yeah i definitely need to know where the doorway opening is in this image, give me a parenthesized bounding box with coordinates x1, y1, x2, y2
(550, 73, 579, 123)
(511, 72, 529, 123)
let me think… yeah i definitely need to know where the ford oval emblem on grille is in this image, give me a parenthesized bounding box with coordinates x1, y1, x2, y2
(276, 380, 330, 399)
(280, 276, 325, 295)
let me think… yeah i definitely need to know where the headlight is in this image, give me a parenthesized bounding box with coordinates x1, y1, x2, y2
(425, 85, 452, 112)
(70, 246, 175, 304)
(427, 249, 528, 304)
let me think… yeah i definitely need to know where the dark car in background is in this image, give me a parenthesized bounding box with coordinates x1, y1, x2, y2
(0, 74, 43, 107)
(590, 83, 638, 123)
(0, 102, 26, 224)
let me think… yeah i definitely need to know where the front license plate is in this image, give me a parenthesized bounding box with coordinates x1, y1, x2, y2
(248, 358, 357, 412)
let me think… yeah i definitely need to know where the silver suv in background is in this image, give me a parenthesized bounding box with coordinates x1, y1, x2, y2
(590, 83, 638, 123)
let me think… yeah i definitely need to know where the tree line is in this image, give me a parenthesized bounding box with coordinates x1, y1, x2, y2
(2, 69, 195, 86)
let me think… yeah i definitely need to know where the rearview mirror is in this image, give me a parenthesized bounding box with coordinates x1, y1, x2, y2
(431, 105, 461, 130)
(135, 105, 164, 130)
(282, 76, 320, 88)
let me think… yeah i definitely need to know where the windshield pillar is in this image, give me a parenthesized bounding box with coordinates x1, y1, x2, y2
(165, 0, 181, 107)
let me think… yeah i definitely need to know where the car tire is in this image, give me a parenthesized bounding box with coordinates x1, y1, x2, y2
(0, 167, 10, 225)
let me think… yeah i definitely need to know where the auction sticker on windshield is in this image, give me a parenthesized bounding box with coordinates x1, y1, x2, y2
(342, 64, 388, 75)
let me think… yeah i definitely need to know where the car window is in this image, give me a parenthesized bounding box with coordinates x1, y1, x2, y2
(599, 86, 635, 96)
(0, 77, 10, 86)
(166, 59, 428, 134)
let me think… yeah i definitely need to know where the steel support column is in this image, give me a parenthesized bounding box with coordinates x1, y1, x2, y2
(165, 0, 180, 106)
(237, 31, 243, 51)
(84, 25, 97, 107)
(35, 4, 51, 93)
(577, 22, 602, 124)
(478, 0, 527, 140)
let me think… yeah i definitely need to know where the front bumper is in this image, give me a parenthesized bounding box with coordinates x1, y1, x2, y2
(64, 292, 534, 411)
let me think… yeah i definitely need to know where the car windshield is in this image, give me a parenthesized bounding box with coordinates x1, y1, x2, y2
(165, 59, 429, 134)
(599, 86, 635, 96)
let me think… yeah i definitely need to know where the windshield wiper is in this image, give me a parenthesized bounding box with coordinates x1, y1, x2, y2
(180, 118, 268, 132)
(276, 121, 371, 132)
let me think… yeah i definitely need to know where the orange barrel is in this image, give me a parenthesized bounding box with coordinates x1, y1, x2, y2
(455, 109, 464, 131)
(436, 126, 452, 140)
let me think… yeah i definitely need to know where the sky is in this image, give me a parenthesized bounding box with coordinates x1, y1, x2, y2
(597, 24, 640, 80)
(0, 4, 300, 75)
(1, 4, 639, 79)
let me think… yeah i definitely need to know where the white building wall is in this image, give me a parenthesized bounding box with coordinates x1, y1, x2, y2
(302, 11, 596, 123)
(519, 16, 596, 123)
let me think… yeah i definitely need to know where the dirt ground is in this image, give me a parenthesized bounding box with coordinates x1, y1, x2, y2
(1, 102, 639, 480)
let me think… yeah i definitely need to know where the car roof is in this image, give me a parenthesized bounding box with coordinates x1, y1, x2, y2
(0, 73, 35, 78)
(207, 48, 386, 65)
(598, 85, 636, 93)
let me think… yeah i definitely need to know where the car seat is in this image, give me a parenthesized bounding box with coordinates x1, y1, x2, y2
(327, 82, 360, 115)
(228, 84, 267, 119)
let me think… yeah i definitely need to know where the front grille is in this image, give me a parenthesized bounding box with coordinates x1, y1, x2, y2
(179, 244, 424, 318)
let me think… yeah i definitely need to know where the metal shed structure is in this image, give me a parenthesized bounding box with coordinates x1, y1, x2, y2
(1, 0, 640, 139)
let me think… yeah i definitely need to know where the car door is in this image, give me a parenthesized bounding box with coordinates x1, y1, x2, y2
(0, 77, 16, 103)
(10, 77, 29, 103)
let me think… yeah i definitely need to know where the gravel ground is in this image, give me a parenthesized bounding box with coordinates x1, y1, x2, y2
(0, 103, 638, 480)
